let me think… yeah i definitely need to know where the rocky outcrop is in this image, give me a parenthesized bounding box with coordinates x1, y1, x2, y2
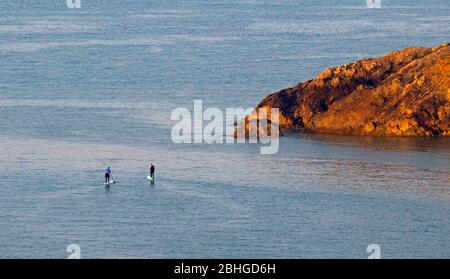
(241, 43, 450, 137)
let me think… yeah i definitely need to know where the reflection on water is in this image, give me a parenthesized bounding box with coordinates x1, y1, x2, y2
(1, 136, 449, 200)
(306, 133, 450, 154)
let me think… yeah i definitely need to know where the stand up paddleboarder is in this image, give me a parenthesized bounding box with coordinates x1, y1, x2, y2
(105, 166, 112, 184)
(149, 163, 155, 180)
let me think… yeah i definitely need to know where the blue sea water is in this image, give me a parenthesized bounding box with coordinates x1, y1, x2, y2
(0, 0, 449, 258)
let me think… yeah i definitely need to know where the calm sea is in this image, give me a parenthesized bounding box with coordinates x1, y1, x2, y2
(0, 0, 449, 258)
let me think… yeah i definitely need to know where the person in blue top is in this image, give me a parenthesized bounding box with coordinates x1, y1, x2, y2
(105, 166, 112, 184)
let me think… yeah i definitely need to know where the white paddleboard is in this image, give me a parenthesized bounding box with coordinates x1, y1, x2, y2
(147, 176, 154, 181)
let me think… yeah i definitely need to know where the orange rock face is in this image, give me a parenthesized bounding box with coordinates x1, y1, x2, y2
(250, 43, 450, 137)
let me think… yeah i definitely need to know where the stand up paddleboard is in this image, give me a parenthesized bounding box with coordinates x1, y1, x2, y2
(104, 180, 115, 186)
(147, 176, 155, 182)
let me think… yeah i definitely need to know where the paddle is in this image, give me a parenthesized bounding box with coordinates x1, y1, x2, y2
(110, 173, 117, 184)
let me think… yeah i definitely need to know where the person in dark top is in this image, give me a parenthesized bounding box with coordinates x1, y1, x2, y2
(149, 163, 155, 180)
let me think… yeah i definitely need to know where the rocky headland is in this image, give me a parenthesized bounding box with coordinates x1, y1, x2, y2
(241, 43, 450, 137)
